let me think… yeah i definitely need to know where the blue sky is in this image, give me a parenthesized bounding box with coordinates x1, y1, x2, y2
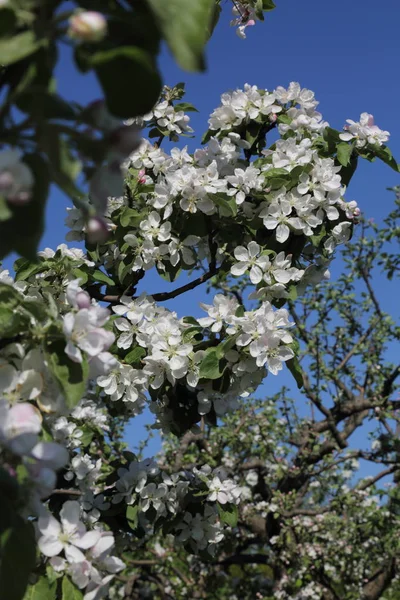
(6, 0, 400, 461)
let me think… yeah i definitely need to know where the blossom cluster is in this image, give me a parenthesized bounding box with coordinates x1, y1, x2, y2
(0, 80, 395, 600)
(38, 501, 125, 599)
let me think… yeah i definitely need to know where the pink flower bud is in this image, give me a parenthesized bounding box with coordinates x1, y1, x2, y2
(86, 216, 110, 244)
(0, 170, 14, 190)
(138, 169, 147, 184)
(68, 11, 107, 43)
(269, 114, 277, 123)
(76, 291, 92, 309)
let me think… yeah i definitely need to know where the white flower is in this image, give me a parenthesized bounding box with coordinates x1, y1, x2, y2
(260, 192, 305, 243)
(0, 400, 41, 455)
(153, 101, 192, 135)
(226, 167, 263, 205)
(207, 477, 231, 504)
(339, 113, 390, 148)
(38, 501, 101, 560)
(140, 482, 167, 512)
(199, 294, 239, 333)
(231, 242, 270, 284)
(140, 211, 171, 242)
(63, 307, 115, 363)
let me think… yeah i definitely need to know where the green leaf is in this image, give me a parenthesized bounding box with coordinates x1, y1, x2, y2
(146, 0, 214, 71)
(182, 326, 203, 343)
(217, 502, 238, 527)
(23, 298, 48, 323)
(0, 196, 12, 222)
(16, 91, 78, 121)
(72, 268, 89, 285)
(255, 0, 264, 20)
(263, 0, 276, 9)
(0, 284, 26, 337)
(286, 356, 304, 389)
(202, 129, 213, 144)
(0, 492, 36, 600)
(339, 154, 358, 187)
(79, 426, 94, 447)
(0, 8, 16, 36)
(46, 339, 89, 410)
(158, 261, 181, 282)
(0, 153, 50, 260)
(126, 505, 139, 530)
(199, 348, 226, 380)
(0, 282, 23, 307)
(309, 225, 327, 248)
(61, 577, 83, 600)
(174, 102, 198, 112)
(14, 260, 44, 282)
(336, 142, 353, 167)
(277, 114, 291, 125)
(124, 346, 146, 367)
(323, 127, 341, 145)
(372, 144, 399, 172)
(92, 270, 115, 286)
(42, 128, 82, 202)
(91, 47, 162, 118)
(23, 577, 56, 600)
(0, 307, 24, 338)
(215, 334, 239, 359)
(117, 258, 134, 285)
(212, 193, 238, 217)
(0, 31, 42, 66)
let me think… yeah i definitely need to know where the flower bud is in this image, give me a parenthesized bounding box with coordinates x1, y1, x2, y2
(76, 291, 92, 310)
(138, 169, 147, 184)
(0, 150, 33, 205)
(86, 216, 110, 244)
(0, 171, 14, 190)
(68, 11, 107, 43)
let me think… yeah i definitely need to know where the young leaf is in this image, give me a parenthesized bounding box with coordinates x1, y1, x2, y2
(0, 31, 42, 66)
(146, 0, 214, 71)
(126, 505, 139, 530)
(199, 348, 226, 380)
(124, 346, 146, 366)
(286, 356, 304, 389)
(217, 502, 238, 527)
(336, 142, 353, 167)
(61, 577, 83, 600)
(23, 577, 56, 600)
(92, 270, 115, 286)
(373, 144, 399, 172)
(46, 339, 89, 410)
